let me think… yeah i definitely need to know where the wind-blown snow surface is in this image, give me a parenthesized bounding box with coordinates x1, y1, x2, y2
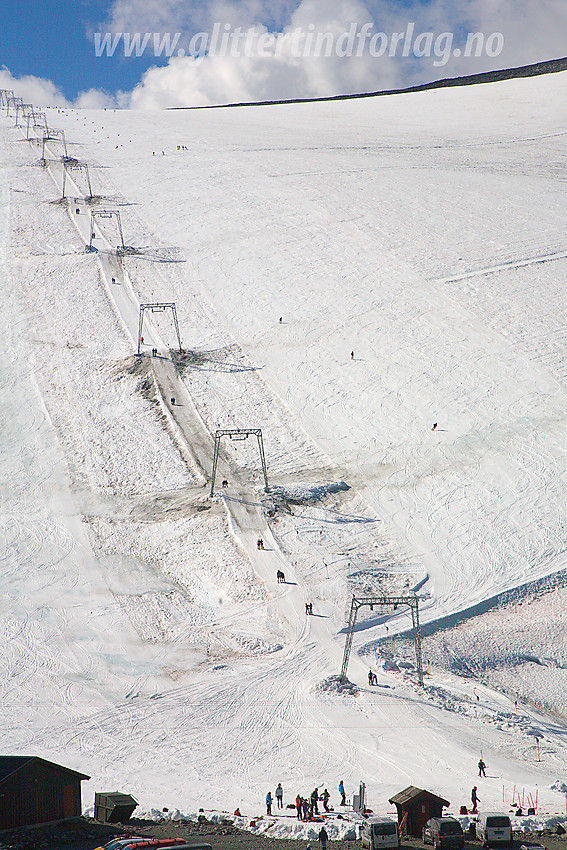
(1, 72, 567, 819)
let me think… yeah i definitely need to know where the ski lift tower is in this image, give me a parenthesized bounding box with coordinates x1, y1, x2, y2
(41, 128, 68, 162)
(0, 90, 14, 108)
(15, 102, 33, 127)
(28, 111, 47, 138)
(6, 96, 23, 118)
(340, 594, 424, 686)
(136, 303, 182, 356)
(61, 160, 93, 200)
(88, 209, 124, 252)
(210, 428, 269, 497)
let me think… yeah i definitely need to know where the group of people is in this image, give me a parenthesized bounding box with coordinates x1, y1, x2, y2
(368, 669, 378, 686)
(266, 781, 347, 819)
(305, 602, 314, 615)
(294, 787, 332, 820)
(265, 783, 284, 814)
(266, 760, 487, 826)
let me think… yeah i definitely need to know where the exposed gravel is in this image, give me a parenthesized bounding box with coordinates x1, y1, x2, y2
(0, 818, 566, 850)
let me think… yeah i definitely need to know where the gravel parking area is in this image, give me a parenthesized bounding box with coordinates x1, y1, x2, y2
(0, 817, 566, 850)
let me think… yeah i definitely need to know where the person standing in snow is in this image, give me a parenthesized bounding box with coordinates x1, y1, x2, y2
(319, 826, 329, 850)
(266, 791, 273, 815)
(339, 779, 346, 806)
(310, 787, 319, 816)
(302, 797, 309, 820)
(471, 786, 480, 813)
(276, 782, 284, 808)
(322, 788, 330, 812)
(296, 795, 302, 819)
(478, 758, 486, 777)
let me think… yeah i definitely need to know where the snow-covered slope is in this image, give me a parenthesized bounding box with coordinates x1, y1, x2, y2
(1, 71, 567, 819)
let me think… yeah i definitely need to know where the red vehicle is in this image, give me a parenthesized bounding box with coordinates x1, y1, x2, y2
(94, 839, 212, 850)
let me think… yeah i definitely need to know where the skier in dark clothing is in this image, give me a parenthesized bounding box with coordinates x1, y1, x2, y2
(478, 758, 486, 777)
(276, 783, 284, 808)
(319, 827, 329, 850)
(322, 788, 330, 812)
(471, 786, 480, 813)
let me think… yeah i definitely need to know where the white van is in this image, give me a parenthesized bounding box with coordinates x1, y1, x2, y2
(361, 817, 400, 850)
(475, 812, 513, 847)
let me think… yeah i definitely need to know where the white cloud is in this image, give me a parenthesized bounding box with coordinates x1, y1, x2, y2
(0, 68, 70, 109)
(99, 0, 296, 36)
(4, 0, 566, 113)
(118, 0, 567, 108)
(0, 68, 121, 110)
(99, 0, 207, 37)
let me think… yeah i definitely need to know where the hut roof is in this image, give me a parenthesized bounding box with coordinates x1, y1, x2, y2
(389, 786, 450, 807)
(0, 756, 90, 784)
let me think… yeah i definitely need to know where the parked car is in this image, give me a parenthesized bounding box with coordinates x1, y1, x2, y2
(422, 817, 465, 850)
(475, 813, 513, 847)
(94, 840, 210, 850)
(93, 838, 144, 850)
(361, 817, 400, 850)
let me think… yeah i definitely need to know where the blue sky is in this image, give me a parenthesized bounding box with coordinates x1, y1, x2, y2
(0, 0, 168, 100)
(1, 0, 565, 108)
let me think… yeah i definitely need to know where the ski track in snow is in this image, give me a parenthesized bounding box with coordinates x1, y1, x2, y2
(1, 72, 567, 816)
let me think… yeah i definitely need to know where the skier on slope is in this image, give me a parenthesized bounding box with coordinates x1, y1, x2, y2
(339, 779, 346, 806)
(478, 758, 486, 777)
(276, 782, 284, 808)
(266, 790, 273, 815)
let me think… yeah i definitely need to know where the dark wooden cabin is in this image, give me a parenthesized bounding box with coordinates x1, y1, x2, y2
(389, 786, 450, 837)
(0, 756, 89, 830)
